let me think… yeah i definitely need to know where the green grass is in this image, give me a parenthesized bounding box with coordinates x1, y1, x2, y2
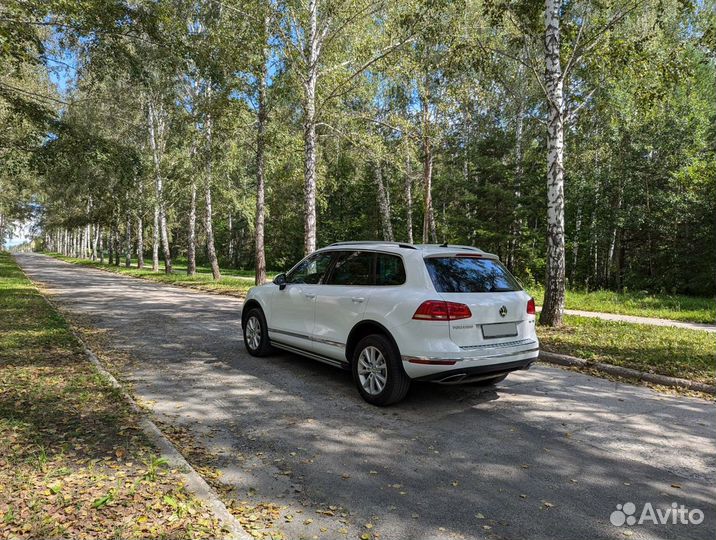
(537, 315, 716, 385)
(527, 285, 715, 324)
(46, 252, 277, 297)
(0, 252, 224, 539)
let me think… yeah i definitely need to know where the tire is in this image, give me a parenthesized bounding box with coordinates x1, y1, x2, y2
(243, 308, 273, 357)
(352, 334, 410, 406)
(470, 373, 508, 387)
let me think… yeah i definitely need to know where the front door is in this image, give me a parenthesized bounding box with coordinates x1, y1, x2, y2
(268, 252, 335, 352)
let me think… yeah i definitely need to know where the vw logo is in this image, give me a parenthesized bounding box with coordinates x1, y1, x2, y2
(499, 305, 508, 318)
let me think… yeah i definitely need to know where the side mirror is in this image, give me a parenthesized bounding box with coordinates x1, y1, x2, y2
(273, 273, 287, 290)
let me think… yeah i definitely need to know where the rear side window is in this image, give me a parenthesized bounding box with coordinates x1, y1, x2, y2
(376, 254, 406, 286)
(424, 257, 521, 293)
(325, 251, 373, 285)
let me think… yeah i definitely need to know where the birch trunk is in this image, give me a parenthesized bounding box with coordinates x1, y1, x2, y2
(405, 154, 413, 244)
(539, 0, 566, 327)
(374, 161, 394, 241)
(228, 214, 234, 266)
(508, 90, 525, 270)
(136, 215, 144, 269)
(98, 228, 104, 263)
(254, 11, 268, 284)
(302, 0, 320, 254)
(125, 212, 132, 267)
(107, 228, 114, 263)
(152, 203, 160, 271)
(84, 220, 90, 258)
(147, 98, 172, 274)
(92, 223, 100, 261)
(572, 203, 582, 278)
(187, 173, 197, 276)
(421, 85, 436, 243)
(204, 112, 221, 280)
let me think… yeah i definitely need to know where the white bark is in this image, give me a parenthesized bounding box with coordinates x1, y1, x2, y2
(420, 82, 437, 244)
(147, 97, 173, 273)
(405, 154, 414, 244)
(204, 110, 221, 281)
(255, 9, 269, 284)
(540, 0, 566, 326)
(125, 212, 132, 267)
(374, 161, 394, 241)
(152, 203, 159, 272)
(302, 0, 323, 254)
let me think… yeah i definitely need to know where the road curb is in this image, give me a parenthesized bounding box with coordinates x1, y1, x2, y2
(29, 286, 252, 540)
(540, 351, 716, 395)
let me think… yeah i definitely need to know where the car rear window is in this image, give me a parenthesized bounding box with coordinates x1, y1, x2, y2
(424, 257, 521, 293)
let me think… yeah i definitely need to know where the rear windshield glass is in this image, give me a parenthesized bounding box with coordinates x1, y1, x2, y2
(424, 257, 521, 293)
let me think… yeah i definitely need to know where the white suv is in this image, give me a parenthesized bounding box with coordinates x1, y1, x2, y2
(242, 242, 539, 405)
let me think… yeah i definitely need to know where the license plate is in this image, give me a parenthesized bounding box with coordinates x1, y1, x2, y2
(481, 322, 518, 339)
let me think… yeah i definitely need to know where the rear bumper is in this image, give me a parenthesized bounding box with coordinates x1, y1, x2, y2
(409, 357, 536, 383)
(400, 338, 539, 381)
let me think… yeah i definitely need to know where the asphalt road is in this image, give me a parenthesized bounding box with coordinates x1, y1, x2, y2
(16, 253, 716, 540)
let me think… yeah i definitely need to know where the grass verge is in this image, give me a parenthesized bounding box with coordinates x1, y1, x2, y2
(528, 285, 715, 324)
(45, 252, 273, 298)
(0, 252, 225, 539)
(537, 315, 716, 385)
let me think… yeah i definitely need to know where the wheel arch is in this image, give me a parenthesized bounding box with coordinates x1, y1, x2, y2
(345, 320, 401, 363)
(242, 299, 264, 327)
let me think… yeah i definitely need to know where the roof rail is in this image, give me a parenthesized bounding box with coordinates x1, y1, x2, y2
(327, 241, 417, 250)
(415, 243, 482, 252)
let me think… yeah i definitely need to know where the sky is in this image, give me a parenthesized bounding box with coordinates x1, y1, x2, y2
(5, 221, 33, 249)
(5, 32, 76, 249)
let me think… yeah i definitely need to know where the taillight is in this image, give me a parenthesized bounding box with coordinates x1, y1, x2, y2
(527, 297, 536, 315)
(412, 300, 472, 321)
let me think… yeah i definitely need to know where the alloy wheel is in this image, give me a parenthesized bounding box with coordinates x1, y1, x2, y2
(245, 315, 261, 351)
(357, 345, 388, 395)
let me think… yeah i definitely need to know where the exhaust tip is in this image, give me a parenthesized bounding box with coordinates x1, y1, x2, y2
(437, 373, 467, 384)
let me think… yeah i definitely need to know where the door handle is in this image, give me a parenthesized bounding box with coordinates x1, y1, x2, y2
(351, 297, 365, 303)
(304, 293, 316, 299)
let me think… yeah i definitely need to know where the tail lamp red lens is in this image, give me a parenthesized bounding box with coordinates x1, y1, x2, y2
(527, 297, 536, 315)
(412, 300, 472, 321)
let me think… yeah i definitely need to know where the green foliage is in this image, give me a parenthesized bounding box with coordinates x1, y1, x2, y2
(1, 0, 714, 298)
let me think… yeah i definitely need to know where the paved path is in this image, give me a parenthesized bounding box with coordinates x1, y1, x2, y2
(16, 253, 716, 540)
(542, 308, 716, 333)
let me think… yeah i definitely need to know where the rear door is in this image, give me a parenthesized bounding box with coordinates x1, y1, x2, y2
(312, 250, 374, 361)
(423, 255, 530, 348)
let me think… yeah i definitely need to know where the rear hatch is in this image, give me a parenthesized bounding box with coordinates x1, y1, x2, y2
(423, 254, 529, 348)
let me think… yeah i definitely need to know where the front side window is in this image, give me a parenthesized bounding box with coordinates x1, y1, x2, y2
(425, 256, 521, 293)
(325, 251, 373, 285)
(286, 252, 334, 284)
(376, 254, 406, 286)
